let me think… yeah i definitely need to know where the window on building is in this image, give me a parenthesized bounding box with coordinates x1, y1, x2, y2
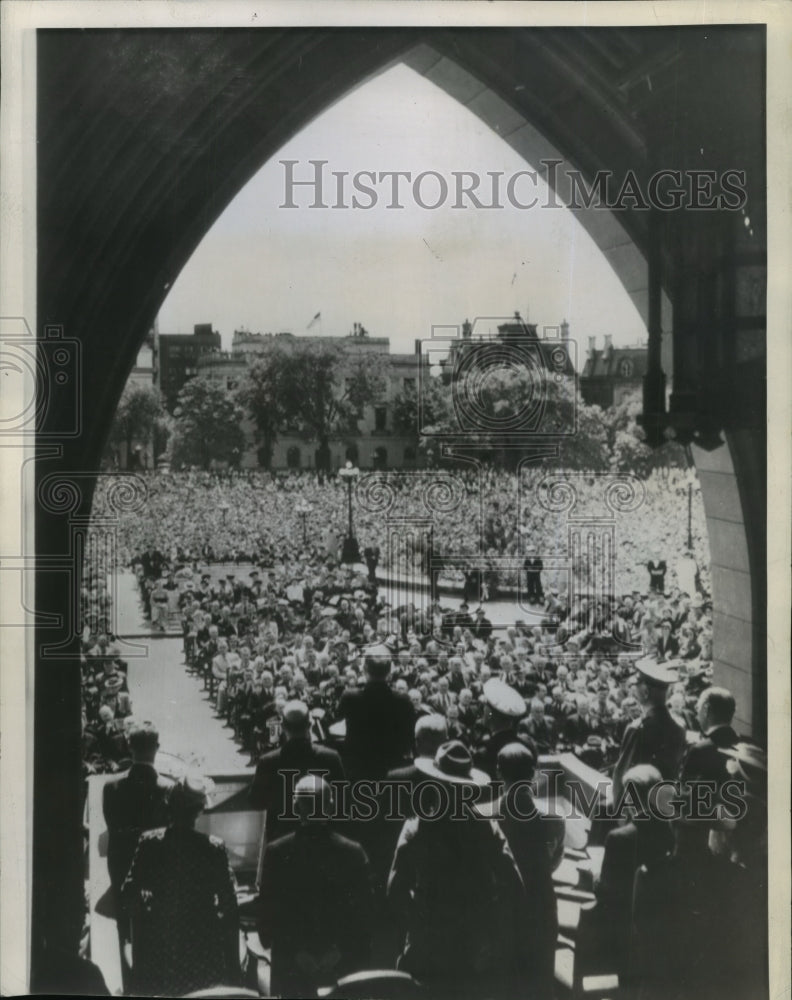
(286, 446, 301, 469)
(403, 377, 416, 393)
(374, 446, 388, 470)
(374, 406, 387, 432)
(404, 446, 416, 464)
(345, 443, 359, 464)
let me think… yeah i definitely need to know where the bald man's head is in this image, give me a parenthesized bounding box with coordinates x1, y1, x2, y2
(364, 645, 393, 681)
(282, 700, 311, 738)
(293, 775, 333, 823)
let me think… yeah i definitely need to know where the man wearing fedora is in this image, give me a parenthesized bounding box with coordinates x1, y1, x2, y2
(387, 741, 529, 1000)
(612, 658, 686, 800)
(100, 675, 133, 719)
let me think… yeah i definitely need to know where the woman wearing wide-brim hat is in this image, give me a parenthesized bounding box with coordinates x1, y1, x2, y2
(387, 741, 530, 1000)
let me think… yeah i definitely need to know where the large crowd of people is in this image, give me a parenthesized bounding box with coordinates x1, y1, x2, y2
(90, 466, 711, 597)
(82, 468, 713, 775)
(77, 467, 767, 1000)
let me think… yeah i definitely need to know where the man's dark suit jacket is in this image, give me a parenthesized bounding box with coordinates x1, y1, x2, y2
(679, 724, 740, 786)
(102, 763, 175, 895)
(256, 824, 373, 998)
(594, 819, 672, 974)
(250, 737, 345, 841)
(654, 635, 679, 662)
(563, 711, 595, 745)
(339, 681, 415, 780)
(612, 704, 686, 799)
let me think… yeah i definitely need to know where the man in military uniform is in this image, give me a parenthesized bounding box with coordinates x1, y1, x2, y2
(102, 723, 175, 940)
(474, 678, 527, 780)
(611, 658, 686, 800)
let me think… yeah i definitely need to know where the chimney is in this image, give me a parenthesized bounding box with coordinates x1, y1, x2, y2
(588, 336, 596, 355)
(604, 334, 613, 359)
(462, 319, 472, 339)
(561, 319, 569, 341)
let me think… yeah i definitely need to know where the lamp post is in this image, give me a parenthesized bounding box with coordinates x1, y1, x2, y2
(338, 460, 361, 564)
(295, 500, 312, 547)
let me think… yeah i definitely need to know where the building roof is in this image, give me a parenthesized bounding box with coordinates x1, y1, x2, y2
(581, 346, 647, 380)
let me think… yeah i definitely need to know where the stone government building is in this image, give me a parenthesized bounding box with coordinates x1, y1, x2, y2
(193, 326, 424, 471)
(151, 316, 591, 470)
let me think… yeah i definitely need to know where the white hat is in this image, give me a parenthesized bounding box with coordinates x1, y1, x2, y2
(631, 657, 679, 686)
(483, 678, 526, 718)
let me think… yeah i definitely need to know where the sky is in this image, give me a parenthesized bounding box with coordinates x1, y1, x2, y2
(157, 63, 648, 364)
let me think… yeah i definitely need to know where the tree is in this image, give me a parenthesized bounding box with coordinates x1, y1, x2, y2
(392, 373, 451, 434)
(236, 356, 285, 469)
(238, 340, 386, 472)
(170, 376, 246, 470)
(410, 364, 610, 471)
(601, 388, 687, 475)
(106, 383, 165, 469)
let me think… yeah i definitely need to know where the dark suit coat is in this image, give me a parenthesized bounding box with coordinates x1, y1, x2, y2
(654, 634, 679, 662)
(594, 819, 672, 972)
(102, 763, 175, 894)
(339, 681, 415, 780)
(612, 705, 686, 799)
(679, 724, 740, 787)
(474, 726, 522, 780)
(498, 798, 563, 999)
(121, 826, 239, 997)
(473, 617, 493, 641)
(250, 737, 345, 841)
(257, 825, 373, 998)
(387, 815, 529, 998)
(386, 762, 423, 788)
(632, 849, 762, 1000)
(563, 711, 595, 745)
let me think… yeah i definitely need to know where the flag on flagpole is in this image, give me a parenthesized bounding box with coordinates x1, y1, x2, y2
(307, 311, 321, 329)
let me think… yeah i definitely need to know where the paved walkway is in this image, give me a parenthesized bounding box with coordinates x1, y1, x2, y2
(124, 635, 250, 772)
(115, 570, 249, 772)
(111, 564, 543, 774)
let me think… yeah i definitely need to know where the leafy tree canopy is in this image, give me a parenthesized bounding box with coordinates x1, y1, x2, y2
(170, 376, 246, 470)
(238, 340, 386, 470)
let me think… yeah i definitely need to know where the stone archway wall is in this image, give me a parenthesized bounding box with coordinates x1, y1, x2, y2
(400, 44, 674, 370)
(693, 434, 766, 738)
